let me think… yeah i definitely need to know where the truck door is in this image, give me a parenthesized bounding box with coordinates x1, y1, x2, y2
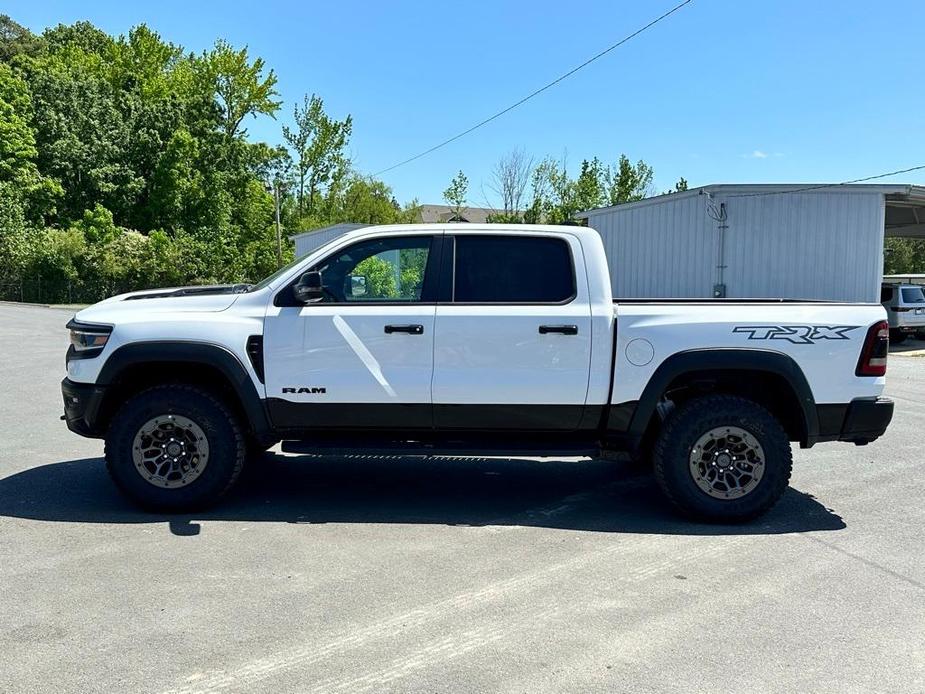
(432, 232, 593, 430)
(263, 233, 441, 430)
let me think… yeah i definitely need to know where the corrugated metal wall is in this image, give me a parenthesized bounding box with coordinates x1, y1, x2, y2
(293, 224, 367, 257)
(586, 190, 885, 302)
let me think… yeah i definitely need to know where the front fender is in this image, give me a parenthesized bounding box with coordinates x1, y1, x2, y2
(97, 341, 270, 436)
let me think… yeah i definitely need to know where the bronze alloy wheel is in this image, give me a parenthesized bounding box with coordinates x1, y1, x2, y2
(131, 414, 210, 489)
(688, 425, 765, 499)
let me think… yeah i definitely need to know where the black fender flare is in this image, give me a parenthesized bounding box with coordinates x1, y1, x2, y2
(624, 348, 818, 445)
(97, 341, 270, 436)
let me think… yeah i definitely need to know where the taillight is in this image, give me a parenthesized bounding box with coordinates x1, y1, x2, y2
(890, 306, 911, 313)
(856, 320, 889, 377)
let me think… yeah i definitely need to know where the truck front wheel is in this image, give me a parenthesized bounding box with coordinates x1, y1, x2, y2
(104, 385, 246, 511)
(652, 395, 792, 522)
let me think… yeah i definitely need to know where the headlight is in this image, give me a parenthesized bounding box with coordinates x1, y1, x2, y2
(70, 329, 110, 351)
(66, 319, 112, 360)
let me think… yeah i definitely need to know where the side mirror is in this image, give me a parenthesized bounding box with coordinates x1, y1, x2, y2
(293, 270, 324, 303)
(348, 275, 367, 297)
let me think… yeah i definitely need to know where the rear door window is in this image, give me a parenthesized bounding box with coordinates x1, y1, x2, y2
(880, 286, 893, 302)
(452, 235, 575, 303)
(901, 287, 925, 304)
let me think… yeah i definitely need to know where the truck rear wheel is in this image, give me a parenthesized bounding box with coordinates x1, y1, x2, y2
(653, 395, 792, 522)
(104, 385, 246, 511)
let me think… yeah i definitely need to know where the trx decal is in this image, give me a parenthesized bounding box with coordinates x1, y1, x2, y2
(732, 325, 858, 345)
(282, 387, 327, 394)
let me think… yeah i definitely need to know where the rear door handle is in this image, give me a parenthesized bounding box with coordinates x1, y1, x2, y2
(385, 324, 424, 335)
(539, 325, 578, 335)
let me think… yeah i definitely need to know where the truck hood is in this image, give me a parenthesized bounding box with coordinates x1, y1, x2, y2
(74, 284, 248, 324)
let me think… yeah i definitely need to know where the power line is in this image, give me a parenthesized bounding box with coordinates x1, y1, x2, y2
(726, 164, 925, 197)
(372, 0, 694, 176)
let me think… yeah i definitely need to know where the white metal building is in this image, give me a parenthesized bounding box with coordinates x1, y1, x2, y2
(576, 184, 925, 302)
(290, 223, 368, 258)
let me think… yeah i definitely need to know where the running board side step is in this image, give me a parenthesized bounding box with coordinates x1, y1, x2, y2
(280, 440, 600, 458)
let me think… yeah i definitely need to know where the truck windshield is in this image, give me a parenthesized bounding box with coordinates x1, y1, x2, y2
(901, 287, 925, 304)
(249, 235, 356, 291)
(248, 255, 306, 291)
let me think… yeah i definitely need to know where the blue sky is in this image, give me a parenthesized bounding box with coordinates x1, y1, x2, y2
(8, 0, 925, 205)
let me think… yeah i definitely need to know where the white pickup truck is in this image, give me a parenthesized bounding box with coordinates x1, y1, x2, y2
(62, 224, 894, 521)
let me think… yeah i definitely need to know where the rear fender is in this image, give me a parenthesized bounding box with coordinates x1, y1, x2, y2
(616, 349, 818, 447)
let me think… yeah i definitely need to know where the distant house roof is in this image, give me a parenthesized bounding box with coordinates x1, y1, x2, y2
(415, 204, 497, 224)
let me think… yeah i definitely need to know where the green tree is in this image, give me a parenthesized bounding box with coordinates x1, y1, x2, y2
(43, 21, 111, 57)
(0, 62, 37, 180)
(604, 154, 654, 205)
(326, 175, 416, 225)
(574, 157, 607, 213)
(0, 181, 34, 285)
(884, 239, 925, 274)
(283, 93, 353, 218)
(662, 177, 689, 195)
(354, 255, 397, 298)
(26, 52, 142, 223)
(443, 170, 468, 221)
(75, 203, 120, 246)
(0, 15, 43, 63)
(528, 156, 577, 224)
(399, 248, 427, 298)
(0, 62, 61, 222)
(526, 153, 656, 223)
(106, 25, 186, 100)
(200, 39, 281, 139)
(250, 142, 292, 188)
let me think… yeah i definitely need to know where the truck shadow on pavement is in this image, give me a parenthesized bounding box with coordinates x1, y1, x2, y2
(0, 453, 845, 536)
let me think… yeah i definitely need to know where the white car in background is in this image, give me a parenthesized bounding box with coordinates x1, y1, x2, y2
(881, 282, 925, 342)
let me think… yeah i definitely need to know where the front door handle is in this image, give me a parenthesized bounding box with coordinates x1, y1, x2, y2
(385, 324, 424, 335)
(539, 325, 578, 335)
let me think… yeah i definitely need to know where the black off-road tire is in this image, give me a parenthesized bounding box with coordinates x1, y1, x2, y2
(889, 330, 907, 344)
(653, 395, 792, 522)
(104, 385, 246, 511)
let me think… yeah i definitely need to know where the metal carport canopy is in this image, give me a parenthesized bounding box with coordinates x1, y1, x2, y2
(575, 183, 925, 239)
(885, 185, 925, 238)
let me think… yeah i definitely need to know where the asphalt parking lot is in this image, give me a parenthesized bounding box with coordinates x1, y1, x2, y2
(1, 303, 923, 694)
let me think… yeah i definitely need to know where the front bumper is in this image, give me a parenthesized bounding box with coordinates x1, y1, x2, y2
(61, 378, 107, 438)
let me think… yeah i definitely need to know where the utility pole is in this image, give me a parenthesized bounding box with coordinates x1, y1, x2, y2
(273, 178, 283, 268)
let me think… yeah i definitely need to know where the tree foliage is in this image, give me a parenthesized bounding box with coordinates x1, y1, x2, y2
(443, 170, 469, 220)
(0, 15, 43, 62)
(516, 153, 655, 224)
(885, 238, 925, 274)
(201, 39, 281, 139)
(0, 14, 700, 304)
(283, 93, 352, 219)
(0, 16, 300, 300)
(354, 255, 397, 298)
